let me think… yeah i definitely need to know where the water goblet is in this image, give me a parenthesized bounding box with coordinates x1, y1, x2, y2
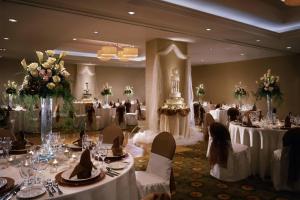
(98, 147, 108, 169)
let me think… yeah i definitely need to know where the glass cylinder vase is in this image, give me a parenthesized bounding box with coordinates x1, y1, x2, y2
(41, 97, 53, 145)
(8, 94, 13, 109)
(105, 95, 109, 105)
(266, 95, 272, 122)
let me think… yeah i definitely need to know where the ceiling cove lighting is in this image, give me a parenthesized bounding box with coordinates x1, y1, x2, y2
(161, 0, 300, 33)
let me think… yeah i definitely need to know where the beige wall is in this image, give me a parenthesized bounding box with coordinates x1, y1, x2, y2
(192, 55, 300, 118)
(0, 58, 145, 103)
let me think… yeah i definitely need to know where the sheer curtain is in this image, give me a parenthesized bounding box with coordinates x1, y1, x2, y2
(148, 44, 195, 133)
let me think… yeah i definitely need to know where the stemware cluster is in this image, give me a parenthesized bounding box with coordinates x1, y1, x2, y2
(0, 137, 12, 159)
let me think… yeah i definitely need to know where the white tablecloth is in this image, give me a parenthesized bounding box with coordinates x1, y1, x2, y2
(229, 122, 286, 178)
(0, 154, 138, 200)
(209, 109, 228, 125)
(159, 114, 190, 138)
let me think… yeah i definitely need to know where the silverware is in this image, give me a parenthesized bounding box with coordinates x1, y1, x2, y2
(53, 182, 63, 195)
(105, 172, 115, 177)
(106, 167, 120, 175)
(43, 183, 54, 197)
(5, 190, 17, 200)
(1, 183, 22, 200)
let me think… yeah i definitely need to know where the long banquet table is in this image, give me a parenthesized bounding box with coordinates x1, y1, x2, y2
(0, 153, 138, 200)
(229, 122, 287, 179)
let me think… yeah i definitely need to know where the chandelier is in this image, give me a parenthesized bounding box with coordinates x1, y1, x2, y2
(97, 46, 138, 61)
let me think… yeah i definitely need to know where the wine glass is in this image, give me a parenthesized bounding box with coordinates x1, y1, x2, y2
(32, 153, 48, 184)
(3, 137, 12, 159)
(98, 134, 103, 146)
(19, 158, 35, 189)
(98, 146, 107, 169)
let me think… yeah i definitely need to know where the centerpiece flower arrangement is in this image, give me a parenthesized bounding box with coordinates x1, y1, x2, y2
(195, 84, 205, 102)
(234, 82, 248, 107)
(19, 50, 72, 154)
(124, 85, 134, 97)
(4, 80, 18, 109)
(255, 68, 282, 121)
(101, 83, 112, 105)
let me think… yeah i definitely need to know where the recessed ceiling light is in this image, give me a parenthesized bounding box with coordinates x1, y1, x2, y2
(3, 37, 9, 40)
(205, 28, 211, 31)
(93, 31, 99, 34)
(286, 46, 292, 49)
(0, 48, 7, 51)
(73, 38, 77, 41)
(281, 0, 285, 2)
(128, 11, 135, 15)
(256, 39, 261, 42)
(8, 18, 17, 23)
(240, 53, 245, 56)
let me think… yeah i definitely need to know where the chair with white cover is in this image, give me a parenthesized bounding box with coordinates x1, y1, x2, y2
(135, 132, 176, 199)
(102, 124, 124, 144)
(272, 128, 300, 191)
(208, 122, 251, 182)
(204, 113, 215, 157)
(125, 110, 138, 126)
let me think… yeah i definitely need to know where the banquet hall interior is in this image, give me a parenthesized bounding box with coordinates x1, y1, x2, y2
(0, 0, 300, 199)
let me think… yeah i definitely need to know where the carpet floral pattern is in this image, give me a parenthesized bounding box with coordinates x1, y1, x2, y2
(134, 142, 300, 200)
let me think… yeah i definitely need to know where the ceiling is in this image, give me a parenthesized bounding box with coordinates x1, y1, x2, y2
(0, 0, 300, 68)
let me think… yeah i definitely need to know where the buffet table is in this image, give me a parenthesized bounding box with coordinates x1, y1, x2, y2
(0, 154, 138, 200)
(229, 122, 287, 178)
(159, 108, 190, 138)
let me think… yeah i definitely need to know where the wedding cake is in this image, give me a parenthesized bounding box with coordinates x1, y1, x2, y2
(163, 69, 186, 109)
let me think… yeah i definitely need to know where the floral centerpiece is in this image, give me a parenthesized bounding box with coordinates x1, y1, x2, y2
(19, 50, 71, 153)
(5, 80, 18, 95)
(255, 68, 282, 121)
(195, 84, 205, 102)
(234, 82, 248, 107)
(101, 83, 112, 105)
(124, 85, 134, 97)
(4, 80, 18, 108)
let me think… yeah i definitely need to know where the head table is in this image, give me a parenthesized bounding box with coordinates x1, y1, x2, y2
(229, 121, 289, 179)
(0, 153, 138, 200)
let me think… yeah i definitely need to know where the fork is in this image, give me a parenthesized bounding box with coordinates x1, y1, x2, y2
(53, 182, 63, 195)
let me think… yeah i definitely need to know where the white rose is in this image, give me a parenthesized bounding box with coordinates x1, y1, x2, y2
(52, 75, 61, 83)
(30, 70, 38, 77)
(36, 51, 44, 63)
(47, 82, 56, 90)
(45, 50, 55, 57)
(54, 64, 60, 70)
(47, 57, 56, 64)
(61, 70, 70, 77)
(28, 62, 39, 71)
(59, 60, 64, 69)
(42, 62, 51, 69)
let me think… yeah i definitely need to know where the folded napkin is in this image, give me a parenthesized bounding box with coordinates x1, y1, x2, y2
(284, 115, 291, 128)
(111, 136, 124, 156)
(69, 149, 96, 179)
(12, 131, 27, 150)
(72, 130, 85, 147)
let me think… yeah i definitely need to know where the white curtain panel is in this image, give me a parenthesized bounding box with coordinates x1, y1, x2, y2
(148, 44, 195, 132)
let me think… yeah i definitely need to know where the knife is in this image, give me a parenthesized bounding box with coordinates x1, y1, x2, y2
(1, 183, 22, 200)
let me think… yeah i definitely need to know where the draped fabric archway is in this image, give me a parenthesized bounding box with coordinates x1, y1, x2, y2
(148, 44, 195, 133)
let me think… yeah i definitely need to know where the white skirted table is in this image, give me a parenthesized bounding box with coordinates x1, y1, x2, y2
(209, 109, 228, 125)
(0, 154, 138, 200)
(229, 122, 287, 178)
(159, 108, 190, 138)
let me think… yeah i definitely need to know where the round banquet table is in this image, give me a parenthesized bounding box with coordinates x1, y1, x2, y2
(209, 109, 228, 125)
(229, 122, 287, 179)
(0, 154, 138, 200)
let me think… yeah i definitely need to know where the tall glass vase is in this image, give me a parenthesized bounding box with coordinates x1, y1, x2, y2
(266, 95, 272, 122)
(8, 94, 13, 109)
(40, 97, 53, 156)
(105, 95, 109, 105)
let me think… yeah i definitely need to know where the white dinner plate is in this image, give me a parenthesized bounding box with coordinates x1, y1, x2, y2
(0, 178, 7, 189)
(17, 185, 46, 199)
(61, 168, 101, 182)
(108, 162, 127, 170)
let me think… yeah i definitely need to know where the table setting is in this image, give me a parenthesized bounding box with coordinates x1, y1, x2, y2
(0, 133, 138, 200)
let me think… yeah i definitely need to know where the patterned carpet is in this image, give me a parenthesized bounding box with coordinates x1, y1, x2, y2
(134, 141, 300, 200)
